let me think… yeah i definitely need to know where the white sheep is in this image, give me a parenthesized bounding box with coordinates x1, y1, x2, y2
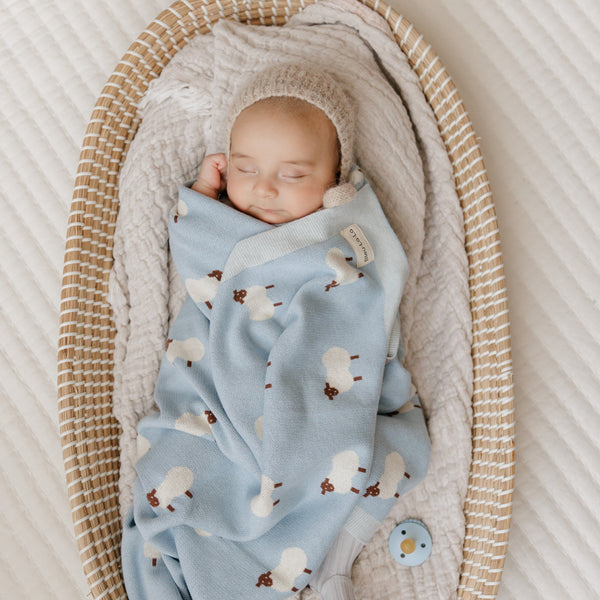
(320, 450, 366, 495)
(136, 434, 151, 462)
(256, 547, 312, 593)
(173, 198, 188, 223)
(233, 285, 282, 321)
(254, 416, 264, 440)
(251, 475, 283, 517)
(324, 247, 364, 291)
(363, 452, 409, 499)
(185, 270, 222, 309)
(322, 347, 362, 400)
(174, 410, 216, 438)
(165, 337, 205, 367)
(146, 466, 194, 512)
(397, 399, 421, 414)
(143, 543, 161, 567)
(194, 529, 212, 537)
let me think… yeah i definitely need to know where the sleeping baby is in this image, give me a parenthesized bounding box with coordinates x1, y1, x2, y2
(122, 62, 430, 600)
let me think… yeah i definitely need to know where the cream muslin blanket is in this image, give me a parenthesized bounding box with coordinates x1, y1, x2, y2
(109, 0, 473, 598)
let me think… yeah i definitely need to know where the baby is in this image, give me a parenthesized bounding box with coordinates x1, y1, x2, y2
(192, 66, 361, 597)
(122, 63, 430, 600)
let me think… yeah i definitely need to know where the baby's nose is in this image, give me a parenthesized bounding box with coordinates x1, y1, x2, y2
(254, 176, 277, 198)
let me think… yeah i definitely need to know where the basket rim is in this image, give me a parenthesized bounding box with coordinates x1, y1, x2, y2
(58, 1, 515, 598)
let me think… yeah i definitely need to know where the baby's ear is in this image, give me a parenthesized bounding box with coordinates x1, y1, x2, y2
(322, 182, 357, 208)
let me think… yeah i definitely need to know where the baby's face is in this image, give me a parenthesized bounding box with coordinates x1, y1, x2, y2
(227, 98, 339, 224)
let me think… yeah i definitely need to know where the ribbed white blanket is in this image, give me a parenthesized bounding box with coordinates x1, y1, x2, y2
(108, 1, 473, 597)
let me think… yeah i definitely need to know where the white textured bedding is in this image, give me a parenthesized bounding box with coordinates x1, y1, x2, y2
(1, 1, 598, 599)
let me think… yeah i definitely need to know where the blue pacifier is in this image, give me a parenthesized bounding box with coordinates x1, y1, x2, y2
(388, 519, 432, 566)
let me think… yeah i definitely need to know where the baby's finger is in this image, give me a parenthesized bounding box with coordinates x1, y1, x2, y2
(213, 154, 228, 190)
(213, 154, 228, 173)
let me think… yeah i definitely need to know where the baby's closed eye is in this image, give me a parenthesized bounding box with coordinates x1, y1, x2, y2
(236, 165, 258, 175)
(281, 173, 307, 180)
(279, 168, 311, 180)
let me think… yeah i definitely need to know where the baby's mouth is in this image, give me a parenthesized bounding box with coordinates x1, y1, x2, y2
(254, 206, 281, 215)
(250, 206, 289, 223)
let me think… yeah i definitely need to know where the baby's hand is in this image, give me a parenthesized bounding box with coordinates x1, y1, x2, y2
(192, 153, 228, 199)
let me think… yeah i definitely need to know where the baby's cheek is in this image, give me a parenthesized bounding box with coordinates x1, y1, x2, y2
(226, 181, 244, 209)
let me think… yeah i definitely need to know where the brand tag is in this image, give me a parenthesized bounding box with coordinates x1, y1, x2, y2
(341, 224, 374, 267)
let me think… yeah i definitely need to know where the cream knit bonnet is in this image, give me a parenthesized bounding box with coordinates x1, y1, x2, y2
(225, 63, 355, 182)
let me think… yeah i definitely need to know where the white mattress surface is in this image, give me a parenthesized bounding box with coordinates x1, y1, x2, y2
(1, 1, 598, 599)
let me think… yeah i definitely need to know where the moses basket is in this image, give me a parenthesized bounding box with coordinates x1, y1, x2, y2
(57, 0, 515, 598)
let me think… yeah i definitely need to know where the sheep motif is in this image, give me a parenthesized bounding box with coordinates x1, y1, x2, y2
(265, 360, 272, 390)
(136, 434, 151, 462)
(174, 410, 217, 438)
(322, 347, 362, 400)
(185, 270, 223, 309)
(257, 362, 271, 433)
(195, 529, 212, 537)
(324, 247, 364, 292)
(251, 475, 283, 517)
(256, 547, 312, 593)
(232, 284, 282, 321)
(146, 466, 194, 512)
(254, 416, 264, 440)
(363, 452, 410, 499)
(386, 399, 422, 416)
(320, 450, 367, 495)
(173, 198, 188, 223)
(165, 337, 205, 367)
(144, 543, 161, 567)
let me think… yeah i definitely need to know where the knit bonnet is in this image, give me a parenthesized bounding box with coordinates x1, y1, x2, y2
(225, 63, 355, 181)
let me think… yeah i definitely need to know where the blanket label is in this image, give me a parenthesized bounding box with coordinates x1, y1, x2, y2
(341, 224, 374, 267)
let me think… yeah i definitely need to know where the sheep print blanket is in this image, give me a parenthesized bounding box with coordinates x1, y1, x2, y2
(121, 173, 430, 599)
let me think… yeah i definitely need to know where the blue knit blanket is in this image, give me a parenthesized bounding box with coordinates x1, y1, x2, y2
(121, 176, 430, 599)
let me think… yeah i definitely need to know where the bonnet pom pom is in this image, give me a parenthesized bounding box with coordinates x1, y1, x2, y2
(322, 182, 357, 208)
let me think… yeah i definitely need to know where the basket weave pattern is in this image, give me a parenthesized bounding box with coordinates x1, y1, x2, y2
(57, 1, 515, 598)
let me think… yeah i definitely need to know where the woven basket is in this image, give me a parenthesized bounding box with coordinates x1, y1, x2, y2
(58, 1, 515, 598)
